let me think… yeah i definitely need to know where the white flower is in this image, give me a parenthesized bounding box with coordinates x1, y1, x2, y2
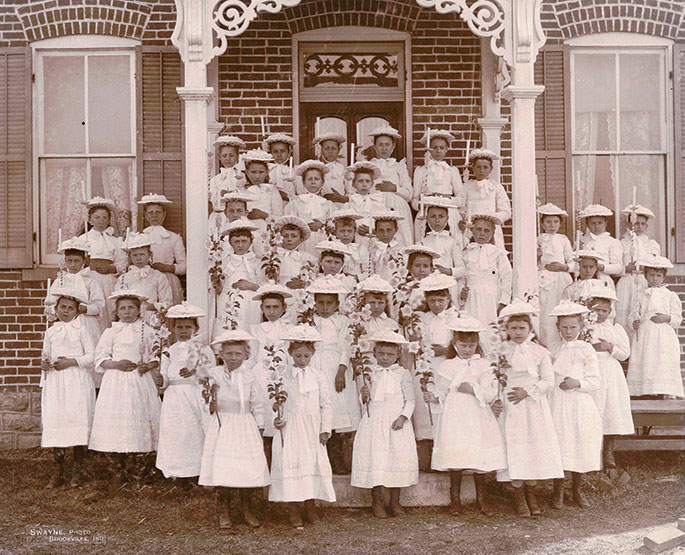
(407, 341, 421, 355)
(400, 304, 414, 318)
(360, 304, 373, 321)
(358, 338, 371, 353)
(348, 311, 361, 323)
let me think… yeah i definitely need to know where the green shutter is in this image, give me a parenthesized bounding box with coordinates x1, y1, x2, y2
(534, 46, 572, 236)
(0, 47, 32, 268)
(137, 47, 184, 236)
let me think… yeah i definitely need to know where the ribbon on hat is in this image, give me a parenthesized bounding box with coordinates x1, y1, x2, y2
(291, 365, 318, 394)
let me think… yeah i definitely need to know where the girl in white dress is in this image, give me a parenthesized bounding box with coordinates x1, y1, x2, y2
(314, 132, 348, 204)
(41, 288, 96, 489)
(285, 160, 334, 256)
(345, 161, 387, 245)
(616, 205, 661, 342)
(549, 301, 602, 509)
(537, 203, 574, 347)
(89, 290, 162, 486)
(408, 274, 459, 470)
(208, 135, 246, 235)
(357, 275, 400, 336)
(307, 276, 357, 474)
(211, 191, 252, 247)
(367, 125, 414, 246)
(352, 329, 418, 518)
(270, 325, 335, 528)
(627, 257, 684, 398)
(587, 287, 634, 468)
(460, 214, 512, 333)
(215, 219, 261, 333)
(48, 237, 106, 387)
(495, 302, 564, 517)
(271, 216, 318, 291)
(561, 251, 616, 304)
(412, 129, 464, 240)
(370, 212, 405, 283)
(314, 240, 358, 292)
(462, 149, 511, 249)
(139, 194, 186, 305)
(116, 232, 173, 327)
(424, 314, 506, 517)
(331, 209, 370, 277)
(264, 133, 297, 202)
(78, 197, 127, 325)
(199, 329, 270, 530)
(154, 303, 214, 482)
(250, 284, 293, 465)
(241, 149, 285, 241)
(579, 204, 624, 281)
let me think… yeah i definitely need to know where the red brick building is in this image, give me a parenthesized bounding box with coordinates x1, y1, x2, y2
(0, 0, 683, 448)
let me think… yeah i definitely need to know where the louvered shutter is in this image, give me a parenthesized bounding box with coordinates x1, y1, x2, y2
(534, 46, 572, 236)
(674, 44, 685, 263)
(137, 47, 184, 236)
(0, 47, 32, 268)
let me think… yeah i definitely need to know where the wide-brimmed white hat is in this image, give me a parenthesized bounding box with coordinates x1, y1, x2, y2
(471, 212, 503, 227)
(219, 218, 259, 237)
(220, 192, 252, 205)
(262, 133, 296, 150)
(549, 300, 589, 317)
(640, 255, 673, 269)
(82, 196, 116, 210)
(446, 314, 487, 333)
(166, 302, 206, 319)
(579, 204, 612, 219)
(213, 135, 246, 149)
(346, 161, 381, 181)
(242, 149, 274, 164)
(372, 210, 404, 222)
(537, 203, 568, 217)
(330, 209, 364, 222)
(137, 193, 172, 206)
(109, 289, 149, 303)
(252, 283, 293, 301)
(49, 287, 88, 305)
(621, 204, 655, 219)
(122, 232, 153, 251)
(587, 286, 620, 303)
(306, 276, 348, 295)
(403, 244, 441, 259)
(280, 325, 322, 343)
(573, 249, 604, 262)
(211, 328, 254, 347)
(421, 196, 460, 210)
(295, 159, 330, 177)
(273, 216, 311, 241)
(58, 236, 90, 254)
(315, 240, 351, 257)
(368, 328, 408, 345)
(420, 129, 456, 144)
(499, 300, 539, 320)
(468, 148, 498, 163)
(313, 132, 346, 145)
(358, 274, 393, 294)
(368, 125, 401, 140)
(419, 273, 457, 292)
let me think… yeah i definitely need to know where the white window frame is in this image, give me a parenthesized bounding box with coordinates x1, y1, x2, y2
(567, 33, 674, 254)
(32, 36, 139, 266)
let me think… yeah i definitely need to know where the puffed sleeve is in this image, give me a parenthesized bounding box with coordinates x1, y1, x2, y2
(249, 374, 265, 429)
(577, 346, 600, 393)
(41, 329, 52, 387)
(561, 235, 576, 274)
(269, 184, 285, 217)
(528, 347, 554, 399)
(411, 165, 427, 211)
(160, 349, 171, 389)
(172, 233, 187, 276)
(609, 324, 630, 362)
(470, 360, 498, 406)
(494, 182, 511, 225)
(395, 159, 412, 202)
(112, 238, 128, 274)
(431, 366, 452, 404)
(451, 241, 465, 279)
(399, 368, 416, 419)
(450, 166, 464, 206)
(318, 370, 332, 434)
(497, 249, 513, 305)
(155, 271, 173, 308)
(85, 277, 105, 317)
(76, 321, 95, 369)
(668, 289, 683, 329)
(337, 316, 351, 366)
(601, 237, 624, 277)
(620, 236, 633, 268)
(94, 328, 115, 372)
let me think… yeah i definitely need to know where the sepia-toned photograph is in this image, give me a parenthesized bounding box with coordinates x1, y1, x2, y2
(0, 0, 683, 553)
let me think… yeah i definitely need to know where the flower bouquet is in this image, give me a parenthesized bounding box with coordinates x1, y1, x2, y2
(345, 285, 374, 416)
(261, 222, 283, 283)
(207, 233, 224, 317)
(488, 321, 510, 407)
(406, 313, 435, 425)
(195, 341, 222, 426)
(576, 296, 599, 343)
(293, 289, 316, 326)
(265, 344, 288, 447)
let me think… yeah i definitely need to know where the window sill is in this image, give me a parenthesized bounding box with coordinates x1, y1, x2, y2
(21, 268, 59, 281)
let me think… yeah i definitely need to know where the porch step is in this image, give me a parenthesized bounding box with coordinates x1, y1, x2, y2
(328, 472, 475, 508)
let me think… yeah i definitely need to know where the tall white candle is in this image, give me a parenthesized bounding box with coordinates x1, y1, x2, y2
(58, 228, 62, 247)
(632, 186, 637, 207)
(465, 139, 470, 165)
(350, 142, 355, 163)
(261, 115, 266, 138)
(81, 180, 86, 200)
(289, 156, 293, 170)
(316, 117, 321, 138)
(125, 227, 130, 248)
(426, 127, 431, 149)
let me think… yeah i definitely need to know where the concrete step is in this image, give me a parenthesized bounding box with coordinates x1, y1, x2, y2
(328, 472, 475, 508)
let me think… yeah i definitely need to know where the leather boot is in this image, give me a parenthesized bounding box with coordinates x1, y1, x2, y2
(603, 436, 616, 468)
(287, 502, 304, 528)
(571, 472, 589, 509)
(448, 470, 463, 515)
(473, 474, 493, 516)
(512, 486, 531, 517)
(524, 484, 542, 515)
(47, 448, 66, 489)
(303, 499, 318, 523)
(550, 478, 564, 509)
(371, 486, 388, 519)
(239, 488, 261, 528)
(388, 487, 405, 517)
(218, 489, 232, 530)
(341, 432, 354, 474)
(70, 446, 86, 488)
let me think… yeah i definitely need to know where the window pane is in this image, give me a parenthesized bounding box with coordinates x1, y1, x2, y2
(356, 116, 389, 159)
(91, 158, 134, 236)
(41, 158, 87, 255)
(574, 54, 616, 151)
(573, 155, 617, 235)
(619, 54, 662, 151)
(43, 56, 85, 154)
(617, 155, 664, 243)
(88, 55, 132, 153)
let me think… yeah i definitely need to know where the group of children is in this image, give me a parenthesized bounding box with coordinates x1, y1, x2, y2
(39, 126, 682, 529)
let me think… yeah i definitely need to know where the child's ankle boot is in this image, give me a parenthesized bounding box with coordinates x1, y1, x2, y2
(448, 471, 463, 515)
(571, 472, 589, 509)
(550, 478, 564, 509)
(371, 486, 388, 519)
(303, 499, 318, 523)
(239, 488, 261, 528)
(388, 488, 405, 517)
(524, 484, 542, 515)
(287, 502, 304, 528)
(512, 486, 531, 517)
(474, 474, 493, 516)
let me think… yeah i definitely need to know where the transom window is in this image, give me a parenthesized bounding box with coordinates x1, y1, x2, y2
(34, 39, 136, 264)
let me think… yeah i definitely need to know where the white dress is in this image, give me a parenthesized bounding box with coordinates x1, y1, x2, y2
(591, 321, 634, 435)
(411, 309, 455, 441)
(115, 265, 173, 326)
(582, 231, 624, 280)
(217, 252, 261, 331)
(284, 193, 334, 256)
(345, 193, 387, 249)
(627, 286, 684, 397)
(199, 363, 270, 487)
(370, 157, 414, 247)
(615, 233, 661, 343)
(412, 159, 463, 240)
(156, 340, 214, 478)
(322, 160, 348, 202)
(143, 225, 186, 305)
(41, 317, 96, 448)
(208, 165, 246, 237)
(89, 321, 161, 453)
(269, 162, 297, 199)
(344, 241, 371, 278)
(370, 239, 403, 283)
(463, 179, 511, 249)
(463, 242, 512, 329)
(313, 313, 359, 432)
(351, 364, 419, 488)
(550, 339, 602, 473)
(269, 364, 336, 502)
(497, 340, 564, 482)
(243, 182, 285, 245)
(562, 277, 615, 301)
(538, 233, 574, 347)
(431, 355, 506, 472)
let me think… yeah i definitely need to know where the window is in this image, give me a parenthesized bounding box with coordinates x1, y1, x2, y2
(570, 41, 670, 245)
(34, 38, 137, 265)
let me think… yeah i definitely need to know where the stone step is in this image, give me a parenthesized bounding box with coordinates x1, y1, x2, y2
(327, 472, 475, 508)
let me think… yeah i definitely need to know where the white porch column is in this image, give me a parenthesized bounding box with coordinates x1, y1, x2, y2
(501, 80, 544, 300)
